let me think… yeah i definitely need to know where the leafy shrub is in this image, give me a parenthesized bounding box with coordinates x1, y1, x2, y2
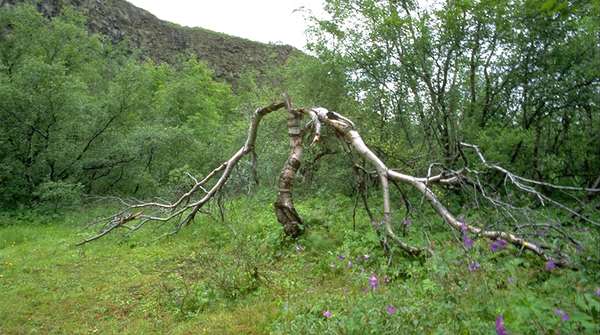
(34, 181, 83, 210)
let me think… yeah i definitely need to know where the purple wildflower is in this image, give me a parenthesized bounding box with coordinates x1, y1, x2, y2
(554, 308, 569, 322)
(369, 274, 379, 290)
(337, 255, 346, 261)
(595, 287, 600, 297)
(403, 218, 412, 226)
(458, 215, 467, 231)
(458, 215, 473, 250)
(545, 260, 557, 271)
(463, 235, 474, 250)
(386, 305, 397, 315)
(363, 254, 370, 261)
(490, 239, 508, 252)
(495, 315, 508, 335)
(323, 310, 332, 319)
(468, 261, 481, 272)
(507, 276, 516, 285)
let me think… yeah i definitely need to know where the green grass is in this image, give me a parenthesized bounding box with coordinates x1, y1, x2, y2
(1, 194, 599, 334)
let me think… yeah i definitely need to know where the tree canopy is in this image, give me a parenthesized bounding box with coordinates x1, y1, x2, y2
(306, 0, 600, 185)
(0, 5, 237, 207)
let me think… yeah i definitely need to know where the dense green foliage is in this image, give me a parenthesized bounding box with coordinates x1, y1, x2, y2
(0, 5, 236, 207)
(307, 0, 600, 183)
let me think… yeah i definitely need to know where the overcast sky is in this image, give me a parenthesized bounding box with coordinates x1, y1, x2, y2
(127, 0, 326, 50)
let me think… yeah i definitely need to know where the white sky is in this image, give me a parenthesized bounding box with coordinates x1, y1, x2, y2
(126, 0, 327, 50)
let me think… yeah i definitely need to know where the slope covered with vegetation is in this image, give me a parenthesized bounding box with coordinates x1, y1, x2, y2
(1, 1, 599, 334)
(1, 0, 299, 84)
(0, 5, 243, 206)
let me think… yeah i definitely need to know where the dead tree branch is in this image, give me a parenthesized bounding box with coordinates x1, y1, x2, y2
(79, 99, 597, 268)
(78, 101, 286, 244)
(309, 107, 583, 265)
(460, 142, 600, 227)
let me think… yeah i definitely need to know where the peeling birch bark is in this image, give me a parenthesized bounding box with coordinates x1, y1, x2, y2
(274, 95, 305, 237)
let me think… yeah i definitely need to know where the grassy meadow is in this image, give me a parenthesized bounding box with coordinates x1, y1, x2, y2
(1, 194, 599, 334)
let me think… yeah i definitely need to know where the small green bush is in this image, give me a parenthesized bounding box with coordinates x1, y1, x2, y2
(34, 181, 83, 210)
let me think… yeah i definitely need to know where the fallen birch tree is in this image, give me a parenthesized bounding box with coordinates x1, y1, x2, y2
(79, 95, 599, 268)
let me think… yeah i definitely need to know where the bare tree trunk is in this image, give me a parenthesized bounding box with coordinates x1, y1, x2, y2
(274, 95, 304, 237)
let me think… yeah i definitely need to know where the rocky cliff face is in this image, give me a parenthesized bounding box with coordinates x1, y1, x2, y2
(1, 0, 299, 84)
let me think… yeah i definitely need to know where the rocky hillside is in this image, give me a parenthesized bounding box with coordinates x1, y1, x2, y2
(0, 0, 300, 84)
